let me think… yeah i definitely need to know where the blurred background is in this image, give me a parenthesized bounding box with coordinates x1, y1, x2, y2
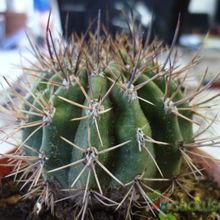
(1, 1, 220, 81)
(0, 0, 220, 87)
(1, 0, 220, 47)
(0, 0, 220, 162)
(1, 0, 220, 86)
(0, 0, 220, 102)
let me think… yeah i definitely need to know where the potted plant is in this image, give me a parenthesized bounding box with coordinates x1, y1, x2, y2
(0, 16, 220, 220)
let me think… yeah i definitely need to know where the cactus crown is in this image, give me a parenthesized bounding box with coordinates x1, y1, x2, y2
(1, 17, 219, 219)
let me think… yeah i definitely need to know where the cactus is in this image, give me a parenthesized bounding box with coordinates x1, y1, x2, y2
(1, 18, 219, 219)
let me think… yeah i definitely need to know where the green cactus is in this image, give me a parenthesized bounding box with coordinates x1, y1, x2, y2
(1, 20, 218, 219)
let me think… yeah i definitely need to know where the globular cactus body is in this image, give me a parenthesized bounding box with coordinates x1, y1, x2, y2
(22, 58, 191, 190)
(2, 20, 217, 219)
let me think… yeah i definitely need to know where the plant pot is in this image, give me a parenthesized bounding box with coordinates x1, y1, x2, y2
(1, 12, 27, 37)
(0, 148, 17, 178)
(192, 148, 220, 187)
(0, 113, 18, 178)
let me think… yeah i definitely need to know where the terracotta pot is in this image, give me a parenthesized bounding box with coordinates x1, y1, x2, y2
(0, 113, 18, 178)
(191, 148, 220, 187)
(1, 12, 27, 37)
(0, 148, 17, 178)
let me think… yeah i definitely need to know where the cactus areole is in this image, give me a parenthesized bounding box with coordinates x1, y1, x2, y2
(2, 19, 217, 219)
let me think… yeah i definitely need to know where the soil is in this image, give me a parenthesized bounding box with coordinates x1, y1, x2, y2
(0, 167, 220, 220)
